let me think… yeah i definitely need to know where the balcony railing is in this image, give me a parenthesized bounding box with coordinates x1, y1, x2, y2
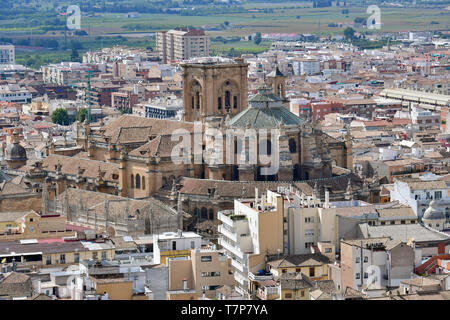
(249, 272, 274, 282)
(218, 237, 244, 260)
(218, 225, 237, 242)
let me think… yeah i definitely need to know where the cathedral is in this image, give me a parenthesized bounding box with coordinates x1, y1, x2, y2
(61, 57, 352, 197)
(3, 56, 357, 233)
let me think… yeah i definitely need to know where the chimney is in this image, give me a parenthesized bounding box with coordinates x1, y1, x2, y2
(182, 278, 188, 291)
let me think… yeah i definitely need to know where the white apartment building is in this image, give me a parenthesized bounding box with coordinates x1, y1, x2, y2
(156, 29, 210, 64)
(0, 84, 32, 103)
(218, 190, 284, 298)
(0, 44, 15, 64)
(390, 177, 450, 219)
(293, 59, 320, 76)
(410, 105, 441, 130)
(41, 62, 94, 85)
(153, 230, 203, 265)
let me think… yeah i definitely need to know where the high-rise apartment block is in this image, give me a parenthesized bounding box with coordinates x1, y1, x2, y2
(0, 44, 15, 64)
(156, 29, 210, 64)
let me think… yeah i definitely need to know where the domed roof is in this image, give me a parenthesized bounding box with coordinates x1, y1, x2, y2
(423, 200, 445, 221)
(226, 85, 305, 129)
(5, 142, 27, 162)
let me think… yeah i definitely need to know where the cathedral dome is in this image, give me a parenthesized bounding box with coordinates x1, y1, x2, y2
(423, 200, 445, 221)
(226, 85, 304, 129)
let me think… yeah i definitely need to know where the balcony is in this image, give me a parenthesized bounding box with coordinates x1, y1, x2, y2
(234, 270, 248, 287)
(218, 237, 244, 260)
(249, 271, 274, 282)
(218, 210, 234, 226)
(218, 225, 237, 242)
(231, 258, 245, 273)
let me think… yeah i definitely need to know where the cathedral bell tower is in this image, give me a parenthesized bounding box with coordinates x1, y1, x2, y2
(181, 57, 249, 122)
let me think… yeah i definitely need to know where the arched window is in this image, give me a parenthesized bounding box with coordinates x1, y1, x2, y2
(201, 207, 208, 220)
(196, 92, 200, 109)
(233, 96, 238, 109)
(136, 174, 141, 189)
(131, 174, 134, 188)
(142, 176, 145, 190)
(194, 208, 200, 218)
(289, 138, 297, 153)
(218, 97, 222, 110)
(225, 91, 231, 107)
(209, 209, 214, 220)
(191, 96, 194, 109)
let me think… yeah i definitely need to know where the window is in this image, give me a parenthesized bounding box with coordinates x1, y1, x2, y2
(196, 92, 200, 109)
(355, 273, 360, 279)
(309, 267, 315, 277)
(233, 96, 238, 109)
(289, 138, 297, 153)
(136, 174, 141, 189)
(364, 256, 368, 263)
(282, 269, 287, 274)
(131, 174, 134, 188)
(356, 257, 360, 263)
(172, 241, 177, 250)
(92, 252, 98, 260)
(324, 248, 332, 253)
(305, 217, 314, 223)
(74, 253, 79, 263)
(201, 256, 212, 262)
(142, 176, 145, 190)
(225, 91, 230, 107)
(364, 272, 368, 279)
(305, 242, 314, 249)
(435, 191, 442, 200)
(218, 97, 222, 110)
(102, 251, 107, 260)
(60, 254, 66, 264)
(301, 290, 305, 297)
(304, 230, 314, 236)
(46, 256, 51, 265)
(401, 220, 405, 224)
(284, 293, 292, 299)
(295, 268, 301, 273)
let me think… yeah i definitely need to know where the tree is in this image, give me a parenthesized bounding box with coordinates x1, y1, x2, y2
(76, 108, 88, 122)
(71, 48, 80, 62)
(254, 32, 262, 45)
(51, 108, 69, 125)
(344, 27, 355, 41)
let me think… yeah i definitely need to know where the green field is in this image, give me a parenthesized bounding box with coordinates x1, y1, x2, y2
(76, 6, 449, 36)
(4, 2, 449, 68)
